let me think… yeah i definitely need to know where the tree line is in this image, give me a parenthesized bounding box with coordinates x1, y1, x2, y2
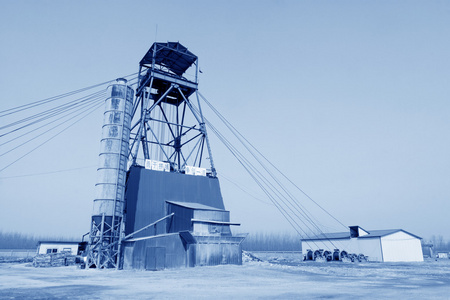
(0, 231, 79, 249)
(239, 232, 302, 251)
(0, 230, 302, 251)
(422, 235, 450, 252)
(1, 230, 448, 252)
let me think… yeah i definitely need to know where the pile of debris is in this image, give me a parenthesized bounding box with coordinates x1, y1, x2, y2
(33, 252, 78, 267)
(242, 251, 263, 263)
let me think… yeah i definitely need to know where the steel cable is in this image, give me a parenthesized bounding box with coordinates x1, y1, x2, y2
(205, 118, 323, 249)
(0, 72, 138, 117)
(199, 92, 348, 230)
(0, 100, 104, 172)
(194, 94, 346, 250)
(0, 98, 104, 157)
(0, 93, 105, 147)
(192, 101, 319, 237)
(0, 89, 107, 134)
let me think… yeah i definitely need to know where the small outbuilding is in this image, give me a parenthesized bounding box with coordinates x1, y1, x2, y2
(302, 226, 423, 262)
(36, 241, 86, 256)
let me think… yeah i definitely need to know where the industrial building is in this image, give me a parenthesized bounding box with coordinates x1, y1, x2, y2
(120, 165, 245, 270)
(87, 42, 245, 269)
(302, 226, 423, 262)
(84, 41, 424, 269)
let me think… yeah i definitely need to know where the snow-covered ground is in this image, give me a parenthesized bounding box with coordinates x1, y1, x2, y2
(1, 253, 449, 299)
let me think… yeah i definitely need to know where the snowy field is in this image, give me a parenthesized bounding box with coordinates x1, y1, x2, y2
(0, 253, 449, 299)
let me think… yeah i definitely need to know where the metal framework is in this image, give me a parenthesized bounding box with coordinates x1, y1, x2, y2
(87, 214, 123, 268)
(128, 42, 216, 176)
(87, 42, 217, 269)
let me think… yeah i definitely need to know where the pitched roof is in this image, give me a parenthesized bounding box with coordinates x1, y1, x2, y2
(302, 229, 422, 241)
(37, 241, 81, 245)
(358, 229, 422, 239)
(302, 232, 350, 241)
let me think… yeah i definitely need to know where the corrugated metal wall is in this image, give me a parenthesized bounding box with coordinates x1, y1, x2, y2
(125, 166, 225, 238)
(381, 231, 423, 262)
(167, 205, 194, 233)
(122, 234, 244, 269)
(194, 210, 229, 222)
(122, 166, 245, 270)
(193, 236, 244, 265)
(192, 210, 231, 235)
(301, 233, 423, 262)
(122, 234, 187, 270)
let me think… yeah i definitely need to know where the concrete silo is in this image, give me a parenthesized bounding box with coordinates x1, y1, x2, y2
(87, 78, 134, 268)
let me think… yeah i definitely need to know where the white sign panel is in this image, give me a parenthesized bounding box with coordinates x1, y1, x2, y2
(144, 159, 170, 172)
(185, 165, 207, 176)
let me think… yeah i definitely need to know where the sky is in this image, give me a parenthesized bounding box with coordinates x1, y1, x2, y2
(0, 1, 449, 241)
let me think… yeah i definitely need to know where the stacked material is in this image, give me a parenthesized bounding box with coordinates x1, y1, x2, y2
(242, 251, 263, 263)
(33, 253, 77, 267)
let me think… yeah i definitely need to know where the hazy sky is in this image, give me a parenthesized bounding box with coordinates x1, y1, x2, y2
(0, 1, 449, 241)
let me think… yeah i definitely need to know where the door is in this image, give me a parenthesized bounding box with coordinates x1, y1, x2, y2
(145, 247, 166, 271)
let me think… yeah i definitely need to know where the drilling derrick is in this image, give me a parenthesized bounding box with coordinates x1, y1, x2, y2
(88, 79, 134, 268)
(87, 42, 245, 270)
(129, 42, 216, 175)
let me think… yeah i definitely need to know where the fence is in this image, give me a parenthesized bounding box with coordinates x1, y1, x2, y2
(0, 249, 35, 258)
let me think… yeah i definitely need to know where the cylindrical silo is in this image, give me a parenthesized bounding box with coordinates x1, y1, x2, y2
(87, 78, 134, 268)
(92, 78, 134, 220)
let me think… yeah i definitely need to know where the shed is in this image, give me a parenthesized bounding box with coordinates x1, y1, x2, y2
(37, 241, 86, 255)
(302, 226, 423, 262)
(166, 201, 240, 235)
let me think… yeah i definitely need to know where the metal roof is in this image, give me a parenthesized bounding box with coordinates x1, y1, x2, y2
(140, 42, 197, 76)
(358, 229, 422, 240)
(302, 229, 422, 241)
(37, 241, 81, 245)
(179, 231, 197, 244)
(302, 232, 351, 241)
(166, 200, 225, 211)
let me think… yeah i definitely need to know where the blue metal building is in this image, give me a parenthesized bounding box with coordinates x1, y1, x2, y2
(121, 166, 245, 270)
(121, 166, 244, 270)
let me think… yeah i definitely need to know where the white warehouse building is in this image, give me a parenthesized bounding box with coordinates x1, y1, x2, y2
(302, 226, 423, 262)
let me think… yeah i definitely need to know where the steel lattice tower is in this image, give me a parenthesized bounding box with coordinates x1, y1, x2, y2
(129, 42, 216, 176)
